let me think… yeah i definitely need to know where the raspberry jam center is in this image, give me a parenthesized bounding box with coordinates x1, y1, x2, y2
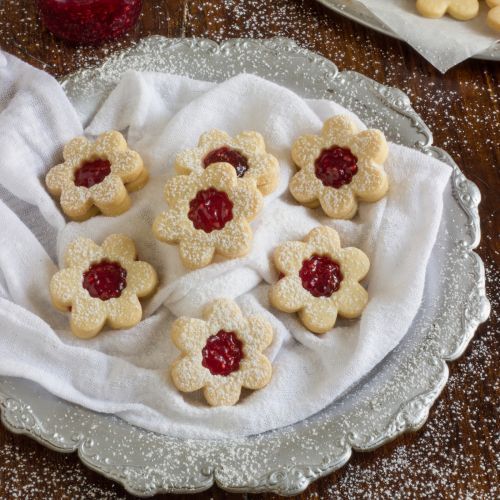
(202, 330, 244, 376)
(188, 188, 234, 233)
(299, 254, 343, 298)
(37, 0, 142, 45)
(314, 146, 358, 189)
(203, 147, 249, 178)
(82, 260, 127, 301)
(74, 159, 112, 188)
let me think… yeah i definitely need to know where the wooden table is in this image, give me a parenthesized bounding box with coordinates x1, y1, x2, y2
(0, 1, 498, 498)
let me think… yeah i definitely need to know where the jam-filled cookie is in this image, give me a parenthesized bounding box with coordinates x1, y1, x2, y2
(290, 115, 389, 219)
(269, 226, 370, 334)
(46, 131, 148, 221)
(416, 0, 479, 20)
(153, 163, 263, 269)
(50, 234, 158, 338)
(175, 129, 280, 195)
(170, 298, 273, 406)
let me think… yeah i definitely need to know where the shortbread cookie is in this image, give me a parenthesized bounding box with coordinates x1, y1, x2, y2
(50, 234, 158, 338)
(269, 226, 370, 334)
(46, 131, 148, 220)
(175, 129, 280, 195)
(170, 298, 273, 406)
(487, 0, 500, 31)
(416, 0, 479, 20)
(290, 115, 389, 219)
(153, 163, 263, 269)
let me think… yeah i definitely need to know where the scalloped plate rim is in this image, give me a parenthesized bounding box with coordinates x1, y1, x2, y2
(0, 37, 491, 497)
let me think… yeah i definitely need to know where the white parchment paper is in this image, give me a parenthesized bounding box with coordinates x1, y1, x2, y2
(356, 0, 498, 72)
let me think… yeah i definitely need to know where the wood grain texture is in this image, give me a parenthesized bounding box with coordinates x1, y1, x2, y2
(0, 0, 498, 498)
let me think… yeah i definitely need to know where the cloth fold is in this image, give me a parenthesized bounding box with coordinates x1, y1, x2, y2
(356, 0, 498, 72)
(0, 52, 451, 438)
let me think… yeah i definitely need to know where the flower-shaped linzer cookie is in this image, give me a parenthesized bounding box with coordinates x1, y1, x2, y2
(170, 298, 273, 406)
(46, 131, 148, 221)
(50, 234, 158, 338)
(153, 163, 263, 269)
(290, 115, 389, 219)
(269, 226, 370, 334)
(175, 129, 280, 195)
(416, 0, 479, 20)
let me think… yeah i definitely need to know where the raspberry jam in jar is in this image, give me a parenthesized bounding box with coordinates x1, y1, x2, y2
(37, 0, 142, 44)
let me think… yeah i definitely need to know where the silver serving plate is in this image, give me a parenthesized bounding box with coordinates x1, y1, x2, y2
(0, 37, 490, 496)
(318, 0, 500, 61)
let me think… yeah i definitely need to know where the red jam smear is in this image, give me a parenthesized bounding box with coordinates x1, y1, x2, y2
(314, 146, 358, 189)
(74, 159, 112, 188)
(203, 146, 249, 178)
(188, 188, 234, 233)
(36, 0, 142, 45)
(202, 330, 244, 376)
(82, 260, 127, 301)
(299, 254, 343, 298)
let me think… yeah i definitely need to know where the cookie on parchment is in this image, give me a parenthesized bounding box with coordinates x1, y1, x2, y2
(487, 0, 500, 31)
(170, 298, 273, 406)
(416, 0, 479, 20)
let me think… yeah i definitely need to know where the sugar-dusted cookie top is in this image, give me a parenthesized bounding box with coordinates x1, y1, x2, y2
(290, 115, 389, 219)
(170, 298, 273, 406)
(175, 129, 280, 195)
(50, 234, 158, 338)
(269, 226, 370, 334)
(153, 163, 263, 269)
(416, 0, 479, 20)
(46, 131, 148, 221)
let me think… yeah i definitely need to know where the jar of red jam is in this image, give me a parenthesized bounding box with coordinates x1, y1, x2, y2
(37, 0, 142, 44)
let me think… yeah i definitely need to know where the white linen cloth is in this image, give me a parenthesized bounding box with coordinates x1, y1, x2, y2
(355, 0, 498, 72)
(0, 52, 452, 438)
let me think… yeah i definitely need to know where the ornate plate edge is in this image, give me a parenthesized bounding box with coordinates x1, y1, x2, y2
(0, 37, 491, 496)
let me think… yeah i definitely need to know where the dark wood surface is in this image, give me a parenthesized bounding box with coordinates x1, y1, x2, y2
(0, 1, 498, 498)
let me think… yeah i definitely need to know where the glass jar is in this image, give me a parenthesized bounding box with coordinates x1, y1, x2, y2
(37, 0, 142, 44)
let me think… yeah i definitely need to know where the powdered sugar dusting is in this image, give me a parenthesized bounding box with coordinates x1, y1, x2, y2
(0, 5, 496, 496)
(321, 259, 499, 499)
(0, 437, 127, 499)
